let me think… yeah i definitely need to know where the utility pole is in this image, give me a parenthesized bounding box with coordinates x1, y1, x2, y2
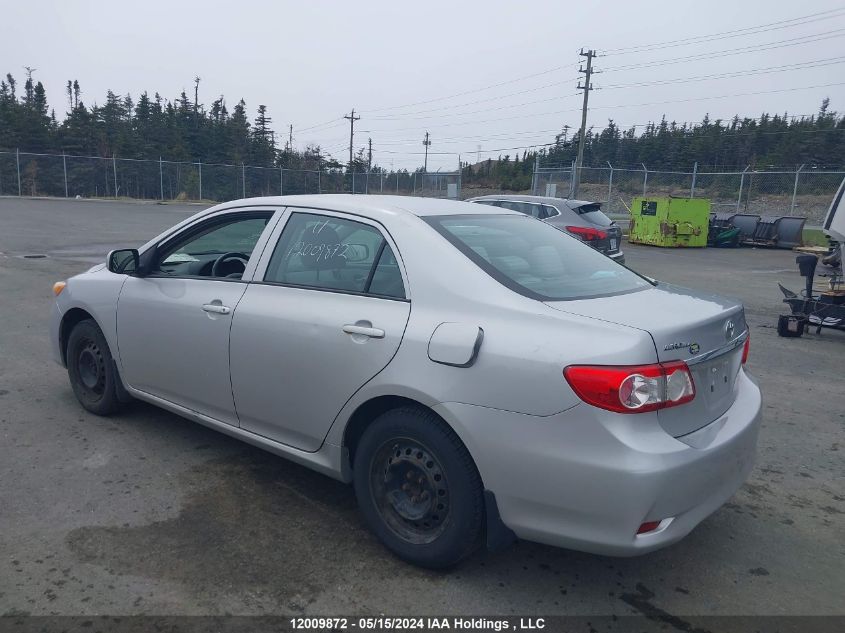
(368, 137, 372, 172)
(422, 131, 431, 173)
(344, 109, 360, 171)
(193, 76, 201, 126)
(288, 124, 293, 150)
(572, 49, 596, 198)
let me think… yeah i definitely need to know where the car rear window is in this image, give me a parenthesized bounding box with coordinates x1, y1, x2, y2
(572, 202, 613, 227)
(426, 214, 650, 301)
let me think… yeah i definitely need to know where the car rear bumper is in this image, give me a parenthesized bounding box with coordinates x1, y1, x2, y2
(434, 368, 761, 556)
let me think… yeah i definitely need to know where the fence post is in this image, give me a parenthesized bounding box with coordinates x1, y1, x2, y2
(198, 162, 203, 200)
(63, 152, 68, 197)
(317, 169, 321, 194)
(457, 155, 462, 199)
(736, 166, 749, 212)
(280, 166, 284, 196)
(569, 160, 576, 198)
(396, 171, 399, 193)
(642, 163, 648, 196)
(113, 156, 118, 198)
(413, 172, 417, 195)
(606, 161, 614, 212)
(241, 163, 246, 198)
(791, 164, 805, 215)
(532, 155, 539, 195)
(366, 170, 370, 194)
(690, 161, 698, 198)
(16, 148, 21, 196)
(159, 157, 164, 200)
(380, 172, 384, 193)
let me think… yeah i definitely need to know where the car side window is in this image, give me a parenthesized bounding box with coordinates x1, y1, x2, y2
(498, 201, 541, 218)
(155, 213, 273, 279)
(540, 205, 559, 219)
(264, 212, 406, 299)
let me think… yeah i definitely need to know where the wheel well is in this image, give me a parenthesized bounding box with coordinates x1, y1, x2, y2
(60, 308, 95, 365)
(344, 396, 438, 469)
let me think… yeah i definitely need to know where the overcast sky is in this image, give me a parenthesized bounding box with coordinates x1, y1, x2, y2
(3, 0, 844, 170)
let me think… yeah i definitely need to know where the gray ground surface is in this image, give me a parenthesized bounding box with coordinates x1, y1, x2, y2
(0, 197, 842, 617)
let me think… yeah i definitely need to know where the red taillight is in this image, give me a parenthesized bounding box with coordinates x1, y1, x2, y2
(563, 361, 696, 414)
(637, 521, 661, 535)
(566, 225, 608, 241)
(741, 334, 750, 364)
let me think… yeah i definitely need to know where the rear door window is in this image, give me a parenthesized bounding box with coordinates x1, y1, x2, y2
(264, 212, 406, 299)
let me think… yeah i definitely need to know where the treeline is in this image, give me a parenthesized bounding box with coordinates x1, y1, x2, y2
(464, 100, 844, 191)
(0, 73, 351, 173)
(1, 70, 843, 193)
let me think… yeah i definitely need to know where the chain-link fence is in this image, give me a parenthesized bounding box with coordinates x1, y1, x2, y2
(533, 162, 844, 224)
(2, 150, 842, 224)
(0, 150, 462, 203)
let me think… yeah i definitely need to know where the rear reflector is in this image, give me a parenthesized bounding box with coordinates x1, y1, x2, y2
(564, 361, 696, 414)
(637, 521, 662, 535)
(566, 225, 608, 241)
(741, 334, 750, 364)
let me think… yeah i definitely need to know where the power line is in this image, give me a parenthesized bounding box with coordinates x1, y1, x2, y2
(363, 64, 576, 114)
(601, 28, 845, 72)
(297, 117, 345, 133)
(368, 92, 581, 122)
(362, 81, 845, 134)
(367, 77, 579, 119)
(366, 112, 821, 147)
(599, 57, 845, 89)
(603, 7, 845, 55)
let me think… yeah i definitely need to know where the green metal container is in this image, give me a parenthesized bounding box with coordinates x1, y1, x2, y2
(629, 197, 710, 248)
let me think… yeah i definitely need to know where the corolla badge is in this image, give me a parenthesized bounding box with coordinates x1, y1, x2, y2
(664, 341, 701, 355)
(725, 319, 736, 340)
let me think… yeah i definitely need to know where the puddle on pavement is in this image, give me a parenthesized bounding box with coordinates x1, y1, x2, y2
(65, 448, 406, 604)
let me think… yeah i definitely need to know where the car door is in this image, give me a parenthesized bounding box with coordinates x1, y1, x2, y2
(229, 209, 411, 451)
(116, 209, 279, 425)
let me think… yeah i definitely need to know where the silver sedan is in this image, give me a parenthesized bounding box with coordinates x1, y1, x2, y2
(50, 195, 761, 568)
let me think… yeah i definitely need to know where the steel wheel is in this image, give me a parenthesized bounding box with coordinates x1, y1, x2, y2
(76, 338, 106, 398)
(66, 319, 122, 415)
(370, 437, 451, 545)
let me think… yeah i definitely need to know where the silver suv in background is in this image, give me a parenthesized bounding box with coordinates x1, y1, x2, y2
(468, 195, 625, 264)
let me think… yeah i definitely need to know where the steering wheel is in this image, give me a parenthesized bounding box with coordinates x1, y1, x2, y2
(211, 252, 249, 278)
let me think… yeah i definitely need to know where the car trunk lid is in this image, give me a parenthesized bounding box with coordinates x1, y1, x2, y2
(546, 282, 748, 437)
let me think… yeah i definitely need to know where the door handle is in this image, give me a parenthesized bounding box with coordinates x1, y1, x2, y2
(202, 303, 231, 315)
(342, 324, 385, 338)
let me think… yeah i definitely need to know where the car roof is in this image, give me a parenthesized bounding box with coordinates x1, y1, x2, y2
(468, 194, 597, 208)
(205, 194, 521, 222)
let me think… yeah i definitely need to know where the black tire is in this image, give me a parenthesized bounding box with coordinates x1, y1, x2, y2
(353, 406, 483, 569)
(66, 319, 122, 416)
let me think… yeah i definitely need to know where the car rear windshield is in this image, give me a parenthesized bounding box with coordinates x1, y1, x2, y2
(426, 214, 651, 301)
(572, 202, 613, 227)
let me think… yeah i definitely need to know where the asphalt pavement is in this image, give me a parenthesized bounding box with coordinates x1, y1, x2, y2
(0, 197, 842, 618)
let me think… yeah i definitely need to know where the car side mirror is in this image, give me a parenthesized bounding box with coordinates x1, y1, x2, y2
(107, 248, 140, 275)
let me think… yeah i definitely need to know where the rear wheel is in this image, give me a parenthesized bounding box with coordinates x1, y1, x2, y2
(353, 407, 483, 568)
(66, 319, 122, 415)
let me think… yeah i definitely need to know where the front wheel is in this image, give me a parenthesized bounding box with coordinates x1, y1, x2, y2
(353, 407, 483, 568)
(66, 319, 122, 415)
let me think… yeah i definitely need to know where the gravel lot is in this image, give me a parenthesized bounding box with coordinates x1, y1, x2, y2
(0, 197, 842, 619)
